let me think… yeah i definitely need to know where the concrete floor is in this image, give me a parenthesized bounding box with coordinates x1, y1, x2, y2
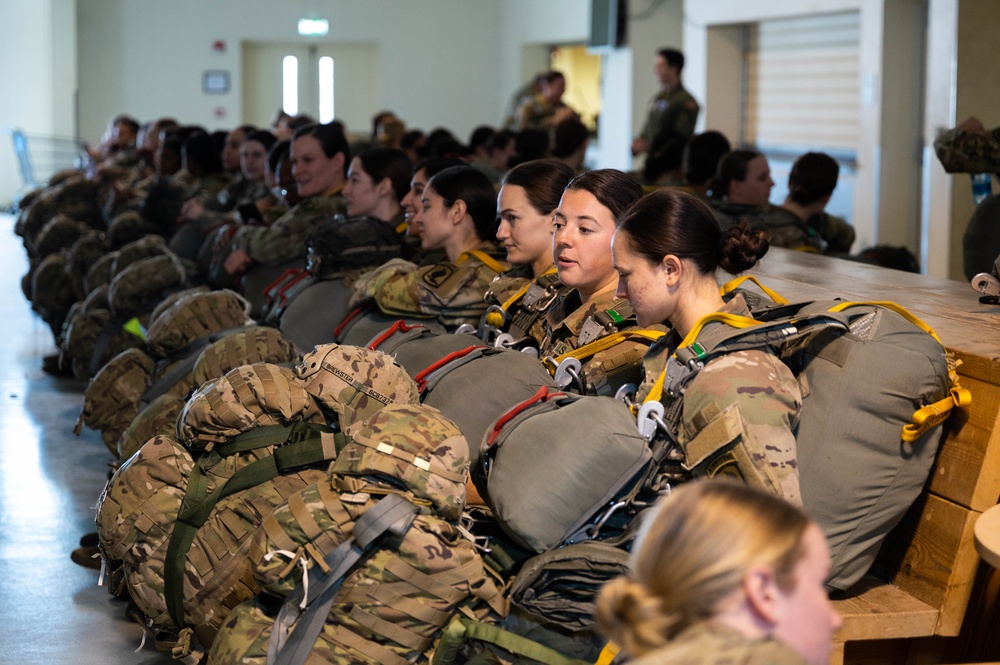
(0, 213, 173, 664)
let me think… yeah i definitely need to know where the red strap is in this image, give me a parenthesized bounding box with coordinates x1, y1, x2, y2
(486, 385, 565, 447)
(262, 268, 304, 306)
(366, 319, 424, 350)
(412, 345, 487, 393)
(333, 305, 368, 342)
(276, 270, 311, 307)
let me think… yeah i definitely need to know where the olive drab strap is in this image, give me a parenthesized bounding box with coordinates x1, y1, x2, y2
(163, 422, 341, 632)
(823, 300, 972, 440)
(484, 266, 559, 329)
(266, 494, 420, 665)
(543, 328, 666, 375)
(719, 275, 790, 305)
(431, 617, 592, 665)
(458, 249, 508, 274)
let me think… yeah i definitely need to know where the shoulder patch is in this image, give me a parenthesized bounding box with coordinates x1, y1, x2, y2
(422, 264, 457, 288)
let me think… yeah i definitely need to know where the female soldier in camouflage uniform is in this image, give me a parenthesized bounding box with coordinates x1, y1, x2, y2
(522, 169, 656, 396)
(343, 147, 411, 227)
(349, 165, 507, 329)
(611, 189, 802, 504)
(596, 480, 841, 665)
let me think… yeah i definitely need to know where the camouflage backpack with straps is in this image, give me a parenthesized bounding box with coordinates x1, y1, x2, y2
(107, 252, 189, 319)
(207, 403, 503, 665)
(635, 276, 970, 590)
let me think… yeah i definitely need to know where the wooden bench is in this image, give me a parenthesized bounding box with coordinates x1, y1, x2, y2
(747, 248, 1000, 665)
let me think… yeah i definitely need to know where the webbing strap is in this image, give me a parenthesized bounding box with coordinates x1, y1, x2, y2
(903, 387, 973, 442)
(485, 266, 558, 329)
(458, 249, 508, 274)
(719, 275, 789, 305)
(267, 494, 418, 665)
(332, 305, 369, 341)
(432, 618, 591, 665)
(413, 345, 487, 393)
(828, 300, 941, 343)
(486, 385, 565, 447)
(366, 319, 424, 350)
(262, 268, 305, 306)
(544, 328, 666, 373)
(595, 641, 620, 665)
(164, 422, 337, 631)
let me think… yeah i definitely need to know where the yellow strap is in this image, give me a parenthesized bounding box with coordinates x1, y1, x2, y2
(459, 249, 508, 274)
(595, 641, 620, 665)
(642, 312, 762, 406)
(902, 386, 972, 442)
(486, 266, 558, 329)
(719, 275, 789, 305)
(395, 220, 409, 234)
(546, 329, 666, 373)
(827, 300, 942, 344)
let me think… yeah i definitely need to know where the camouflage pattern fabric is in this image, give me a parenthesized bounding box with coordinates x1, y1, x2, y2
(148, 286, 211, 324)
(178, 363, 324, 452)
(539, 289, 659, 396)
(640, 83, 700, 142)
(107, 253, 188, 318)
(31, 214, 90, 258)
(29, 252, 75, 335)
(110, 234, 169, 275)
(79, 347, 157, 455)
(60, 307, 147, 381)
(145, 289, 252, 359)
(106, 210, 160, 249)
(65, 233, 110, 301)
(710, 200, 826, 253)
(627, 621, 809, 665)
(807, 212, 855, 254)
(231, 194, 348, 267)
(117, 393, 186, 461)
(637, 294, 802, 505)
(85, 251, 118, 293)
(15, 174, 100, 244)
(360, 243, 509, 329)
(192, 327, 300, 389)
(296, 343, 419, 428)
(934, 125, 1000, 174)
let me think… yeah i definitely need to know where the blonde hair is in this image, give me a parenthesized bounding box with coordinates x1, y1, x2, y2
(596, 479, 809, 658)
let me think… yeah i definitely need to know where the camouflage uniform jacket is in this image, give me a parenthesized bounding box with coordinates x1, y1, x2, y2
(710, 200, 825, 253)
(514, 94, 571, 130)
(231, 192, 348, 267)
(628, 622, 809, 665)
(807, 211, 855, 254)
(934, 125, 1000, 174)
(540, 288, 663, 397)
(483, 264, 562, 343)
(371, 241, 509, 329)
(640, 83, 700, 142)
(636, 294, 802, 505)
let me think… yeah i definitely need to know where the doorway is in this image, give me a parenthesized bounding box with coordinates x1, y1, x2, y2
(242, 41, 377, 137)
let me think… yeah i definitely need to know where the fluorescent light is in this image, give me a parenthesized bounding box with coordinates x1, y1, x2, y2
(319, 57, 334, 123)
(298, 18, 329, 36)
(283, 55, 298, 116)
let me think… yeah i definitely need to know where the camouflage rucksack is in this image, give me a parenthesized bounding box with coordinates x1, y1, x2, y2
(78, 347, 157, 455)
(31, 213, 90, 259)
(85, 250, 118, 293)
(65, 232, 109, 301)
(145, 289, 252, 359)
(208, 404, 503, 665)
(60, 306, 147, 381)
(117, 393, 186, 462)
(108, 253, 188, 318)
(30, 252, 76, 335)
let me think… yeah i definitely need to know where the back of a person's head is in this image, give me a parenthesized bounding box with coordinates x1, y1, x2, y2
(596, 479, 809, 657)
(512, 128, 550, 167)
(425, 127, 461, 157)
(617, 188, 768, 275)
(414, 156, 471, 181)
(853, 244, 920, 273)
(183, 131, 224, 175)
(716, 149, 763, 197)
(469, 126, 496, 154)
(683, 131, 731, 186)
(502, 158, 576, 214)
(788, 152, 839, 205)
(356, 147, 413, 202)
(245, 129, 277, 154)
(643, 130, 687, 183)
(565, 168, 644, 220)
(267, 139, 290, 174)
(402, 129, 426, 156)
(551, 118, 590, 159)
(427, 165, 498, 241)
(658, 48, 685, 71)
(293, 122, 350, 173)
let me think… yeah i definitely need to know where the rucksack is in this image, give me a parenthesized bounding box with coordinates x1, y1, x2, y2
(207, 403, 502, 665)
(77, 347, 157, 454)
(638, 279, 971, 590)
(107, 253, 188, 319)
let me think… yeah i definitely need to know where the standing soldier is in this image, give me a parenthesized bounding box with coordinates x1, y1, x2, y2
(633, 48, 700, 156)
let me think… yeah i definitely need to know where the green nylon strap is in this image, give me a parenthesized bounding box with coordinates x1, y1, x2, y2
(164, 422, 338, 631)
(432, 618, 591, 665)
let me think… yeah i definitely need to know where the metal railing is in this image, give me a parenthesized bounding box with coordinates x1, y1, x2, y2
(8, 129, 84, 189)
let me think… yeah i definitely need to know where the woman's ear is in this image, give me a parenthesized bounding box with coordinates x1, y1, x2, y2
(375, 177, 393, 199)
(742, 564, 781, 626)
(450, 199, 468, 225)
(661, 254, 683, 287)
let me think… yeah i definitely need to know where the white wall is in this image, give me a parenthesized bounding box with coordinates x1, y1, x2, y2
(0, 0, 77, 208)
(76, 0, 503, 145)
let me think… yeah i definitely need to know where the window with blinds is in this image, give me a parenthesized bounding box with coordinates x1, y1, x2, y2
(743, 11, 861, 161)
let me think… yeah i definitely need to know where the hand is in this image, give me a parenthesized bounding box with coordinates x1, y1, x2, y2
(631, 137, 649, 156)
(179, 198, 205, 222)
(223, 249, 253, 275)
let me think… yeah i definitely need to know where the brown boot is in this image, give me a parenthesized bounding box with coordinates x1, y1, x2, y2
(70, 545, 102, 570)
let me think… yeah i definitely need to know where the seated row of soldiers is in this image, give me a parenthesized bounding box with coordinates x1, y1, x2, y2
(14, 114, 928, 664)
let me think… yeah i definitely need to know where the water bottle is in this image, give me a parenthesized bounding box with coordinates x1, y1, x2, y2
(971, 172, 992, 205)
